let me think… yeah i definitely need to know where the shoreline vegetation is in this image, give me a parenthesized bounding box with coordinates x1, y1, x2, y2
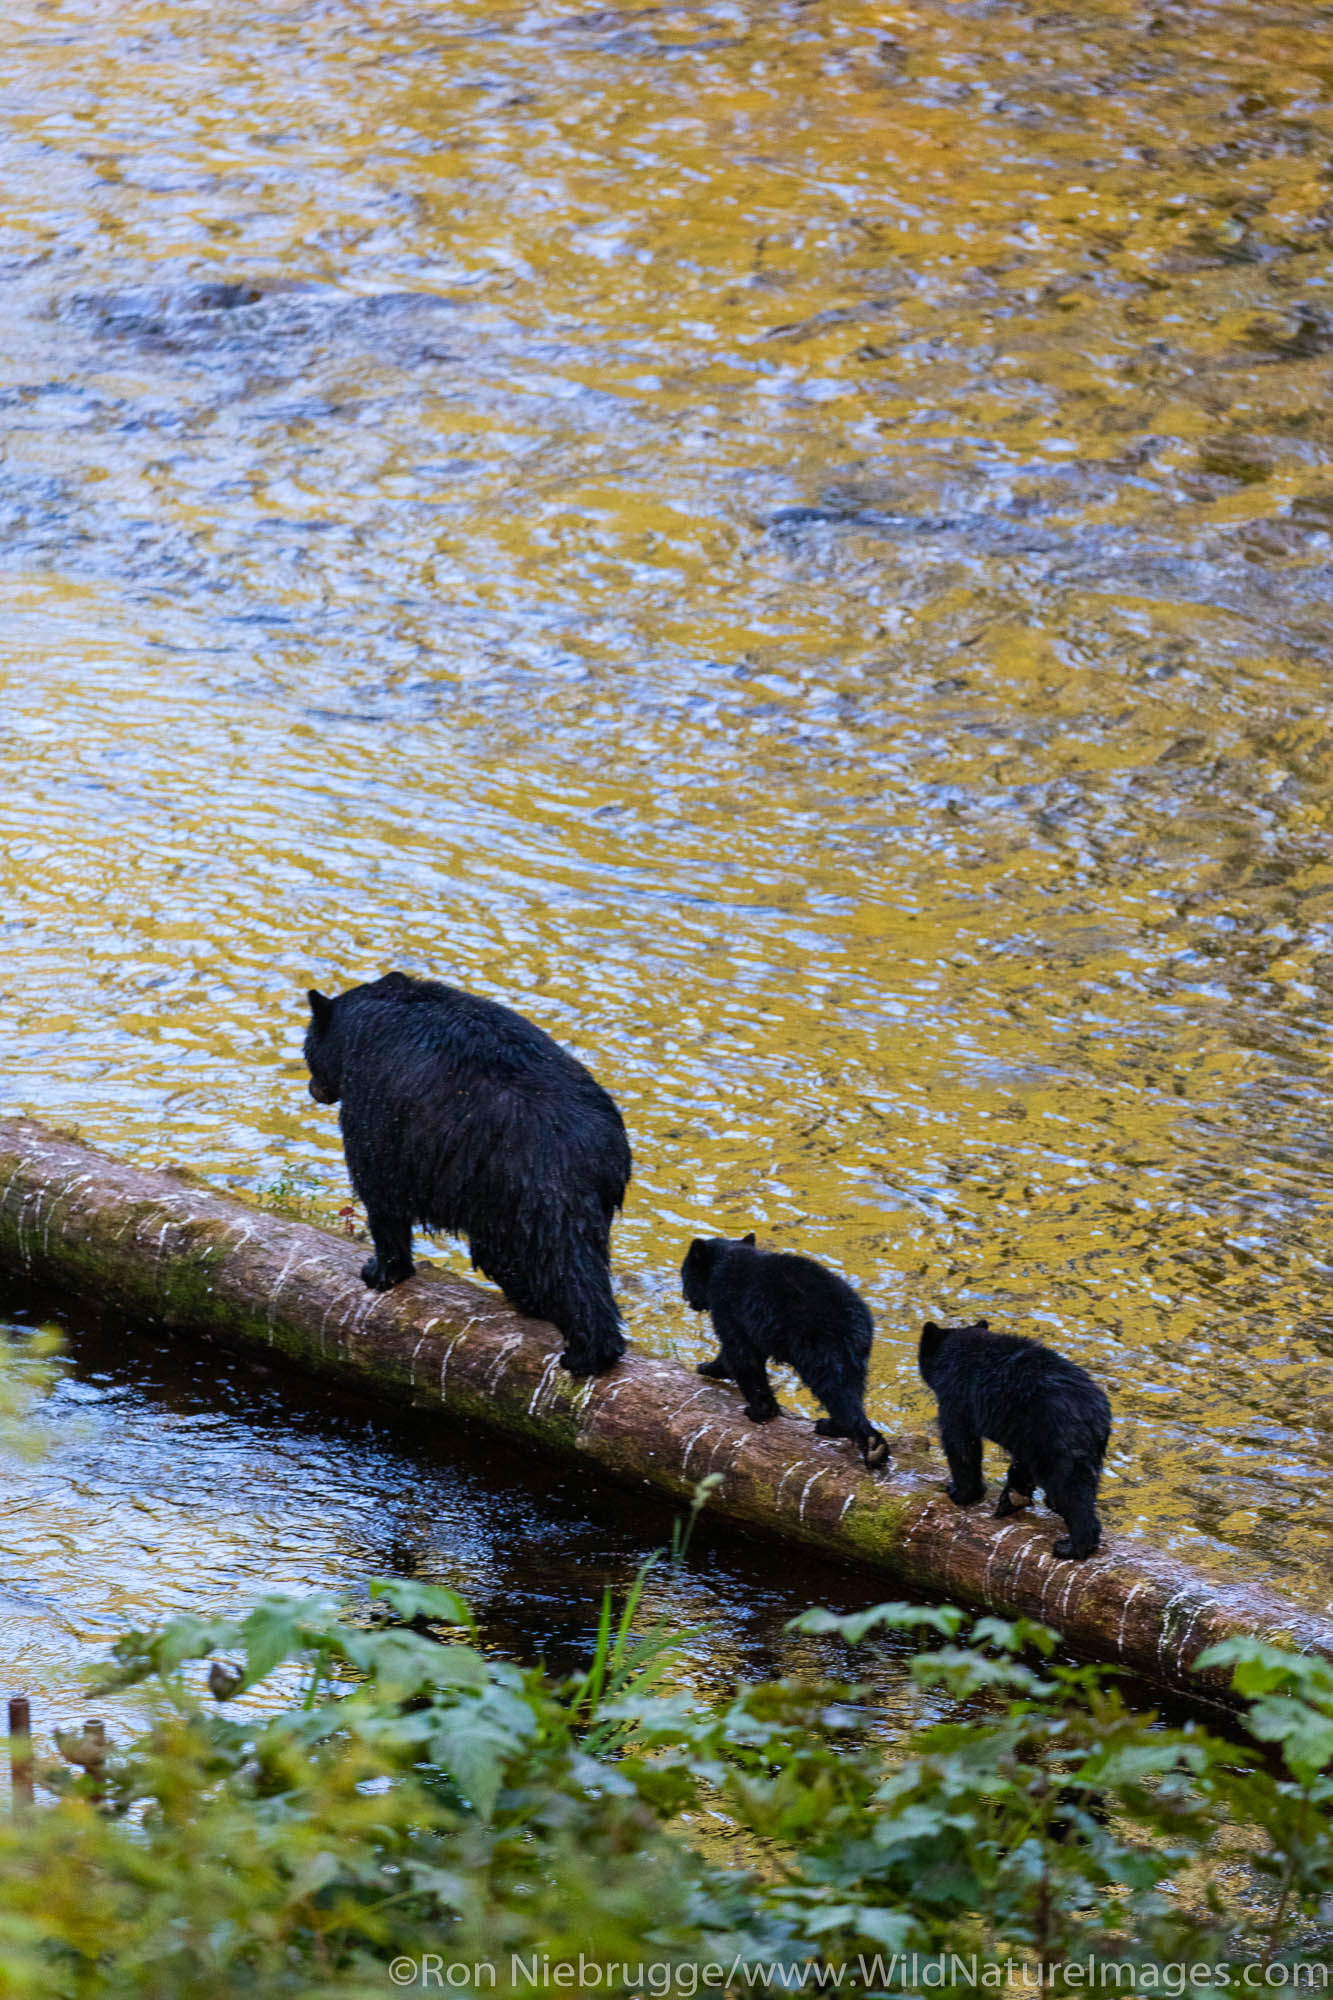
(0, 1565, 1327, 1994)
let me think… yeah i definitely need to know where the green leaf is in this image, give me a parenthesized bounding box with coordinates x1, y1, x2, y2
(1244, 1696, 1333, 1781)
(855, 1908, 918, 1950)
(1196, 1638, 1333, 1706)
(1086, 1740, 1211, 1784)
(368, 1578, 476, 1631)
(909, 1647, 1056, 1698)
(788, 1602, 965, 1644)
(240, 1598, 329, 1684)
(426, 1715, 511, 1822)
(970, 1615, 1058, 1657)
(338, 1627, 489, 1697)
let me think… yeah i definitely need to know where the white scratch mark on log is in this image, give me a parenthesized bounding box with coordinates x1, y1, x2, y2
(1057, 1561, 1083, 1621)
(1156, 1588, 1192, 1671)
(1038, 1561, 1057, 1617)
(706, 1427, 739, 1472)
(319, 1283, 365, 1347)
(18, 1186, 49, 1269)
(680, 1425, 716, 1474)
(528, 1353, 563, 1417)
(721, 1428, 752, 1477)
(438, 1321, 478, 1402)
(352, 1287, 386, 1336)
(587, 1372, 634, 1415)
(151, 1219, 175, 1275)
(775, 1459, 814, 1509)
(798, 1468, 831, 1524)
(480, 1328, 520, 1392)
(335, 1279, 385, 1344)
(669, 1386, 715, 1422)
(1116, 1580, 1150, 1659)
(42, 1174, 94, 1257)
(983, 1524, 1025, 1601)
(943, 1514, 971, 1581)
(1002, 1534, 1038, 1598)
(265, 1247, 328, 1343)
(1175, 1601, 1208, 1671)
(900, 1501, 929, 1556)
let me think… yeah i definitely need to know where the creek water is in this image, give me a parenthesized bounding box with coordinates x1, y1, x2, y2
(0, 0, 1332, 1717)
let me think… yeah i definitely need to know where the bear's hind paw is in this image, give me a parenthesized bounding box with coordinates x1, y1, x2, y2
(862, 1431, 890, 1470)
(559, 1344, 624, 1378)
(743, 1399, 780, 1423)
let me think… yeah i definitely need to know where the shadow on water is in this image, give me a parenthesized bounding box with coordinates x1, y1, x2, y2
(0, 1280, 943, 1729)
(0, 1279, 1230, 1745)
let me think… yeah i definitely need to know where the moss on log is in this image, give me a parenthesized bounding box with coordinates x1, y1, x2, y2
(0, 1114, 1327, 1703)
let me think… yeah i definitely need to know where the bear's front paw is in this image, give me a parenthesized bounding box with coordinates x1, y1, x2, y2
(1052, 1534, 1098, 1561)
(743, 1399, 780, 1423)
(994, 1490, 1032, 1519)
(946, 1480, 985, 1507)
(813, 1417, 846, 1438)
(361, 1255, 413, 1291)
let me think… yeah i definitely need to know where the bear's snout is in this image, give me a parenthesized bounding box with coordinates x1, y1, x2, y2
(308, 1077, 338, 1105)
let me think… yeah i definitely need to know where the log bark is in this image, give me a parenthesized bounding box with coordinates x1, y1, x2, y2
(0, 1114, 1326, 1705)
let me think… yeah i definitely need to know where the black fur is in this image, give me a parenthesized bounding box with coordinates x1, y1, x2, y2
(917, 1318, 1111, 1560)
(681, 1234, 889, 1469)
(303, 972, 631, 1376)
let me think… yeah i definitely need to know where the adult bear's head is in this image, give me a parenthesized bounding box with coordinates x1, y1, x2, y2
(680, 1231, 756, 1311)
(303, 973, 420, 1103)
(303, 987, 345, 1103)
(300, 984, 360, 1112)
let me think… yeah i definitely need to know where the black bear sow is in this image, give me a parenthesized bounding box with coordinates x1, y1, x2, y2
(917, 1319, 1111, 1560)
(681, 1234, 889, 1469)
(303, 972, 632, 1376)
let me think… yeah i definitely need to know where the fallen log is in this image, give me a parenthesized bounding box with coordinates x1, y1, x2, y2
(0, 1114, 1327, 1705)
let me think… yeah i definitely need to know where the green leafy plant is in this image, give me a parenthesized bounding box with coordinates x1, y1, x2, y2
(0, 1581, 1329, 1995)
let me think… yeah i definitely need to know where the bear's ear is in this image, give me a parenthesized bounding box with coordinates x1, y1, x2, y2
(741, 1231, 756, 1246)
(307, 989, 334, 1030)
(975, 1317, 990, 1333)
(683, 1237, 716, 1277)
(921, 1321, 941, 1338)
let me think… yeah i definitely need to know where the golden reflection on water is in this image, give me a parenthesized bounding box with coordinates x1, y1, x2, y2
(1, 0, 1332, 1684)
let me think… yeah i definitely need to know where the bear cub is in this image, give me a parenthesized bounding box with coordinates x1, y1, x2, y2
(918, 1318, 1111, 1560)
(303, 972, 632, 1376)
(681, 1233, 889, 1469)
